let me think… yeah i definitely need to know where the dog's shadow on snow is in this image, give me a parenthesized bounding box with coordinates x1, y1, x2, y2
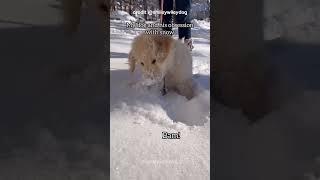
(110, 69, 210, 126)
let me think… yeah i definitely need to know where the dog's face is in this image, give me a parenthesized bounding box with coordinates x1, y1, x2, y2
(129, 34, 173, 83)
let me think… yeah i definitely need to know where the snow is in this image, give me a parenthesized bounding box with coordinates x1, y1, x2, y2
(0, 1, 108, 178)
(110, 18, 210, 179)
(191, 2, 210, 20)
(0, 128, 107, 180)
(214, 90, 320, 179)
(1, 1, 319, 179)
(213, 1, 320, 178)
(192, 19, 210, 31)
(264, 0, 320, 42)
(110, 10, 137, 22)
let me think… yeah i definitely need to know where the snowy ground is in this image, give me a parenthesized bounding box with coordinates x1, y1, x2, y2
(264, 0, 320, 42)
(0, 1, 108, 179)
(214, 1, 320, 179)
(110, 19, 210, 179)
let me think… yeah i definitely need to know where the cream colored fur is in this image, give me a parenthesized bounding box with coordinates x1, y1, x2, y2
(129, 34, 194, 100)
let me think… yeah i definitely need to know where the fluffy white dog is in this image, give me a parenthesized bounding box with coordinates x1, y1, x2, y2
(128, 33, 195, 100)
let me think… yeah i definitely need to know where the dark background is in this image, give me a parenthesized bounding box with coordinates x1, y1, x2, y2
(213, 0, 320, 180)
(0, 0, 109, 179)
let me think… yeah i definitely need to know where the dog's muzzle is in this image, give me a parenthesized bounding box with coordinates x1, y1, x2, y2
(142, 72, 164, 86)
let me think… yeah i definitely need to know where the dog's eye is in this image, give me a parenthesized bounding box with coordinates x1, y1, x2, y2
(141, 62, 144, 66)
(152, 59, 156, 64)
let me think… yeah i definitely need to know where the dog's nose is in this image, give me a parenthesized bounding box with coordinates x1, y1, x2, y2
(143, 73, 152, 80)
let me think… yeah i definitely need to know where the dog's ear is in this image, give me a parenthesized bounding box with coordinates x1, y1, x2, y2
(152, 35, 172, 61)
(62, 0, 83, 35)
(128, 50, 136, 72)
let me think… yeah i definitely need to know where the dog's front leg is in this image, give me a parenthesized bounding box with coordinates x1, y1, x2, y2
(176, 80, 195, 100)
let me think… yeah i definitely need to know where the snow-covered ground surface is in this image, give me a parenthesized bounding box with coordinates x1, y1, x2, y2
(214, 1, 320, 179)
(110, 18, 210, 179)
(0, 1, 108, 179)
(264, 0, 320, 42)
